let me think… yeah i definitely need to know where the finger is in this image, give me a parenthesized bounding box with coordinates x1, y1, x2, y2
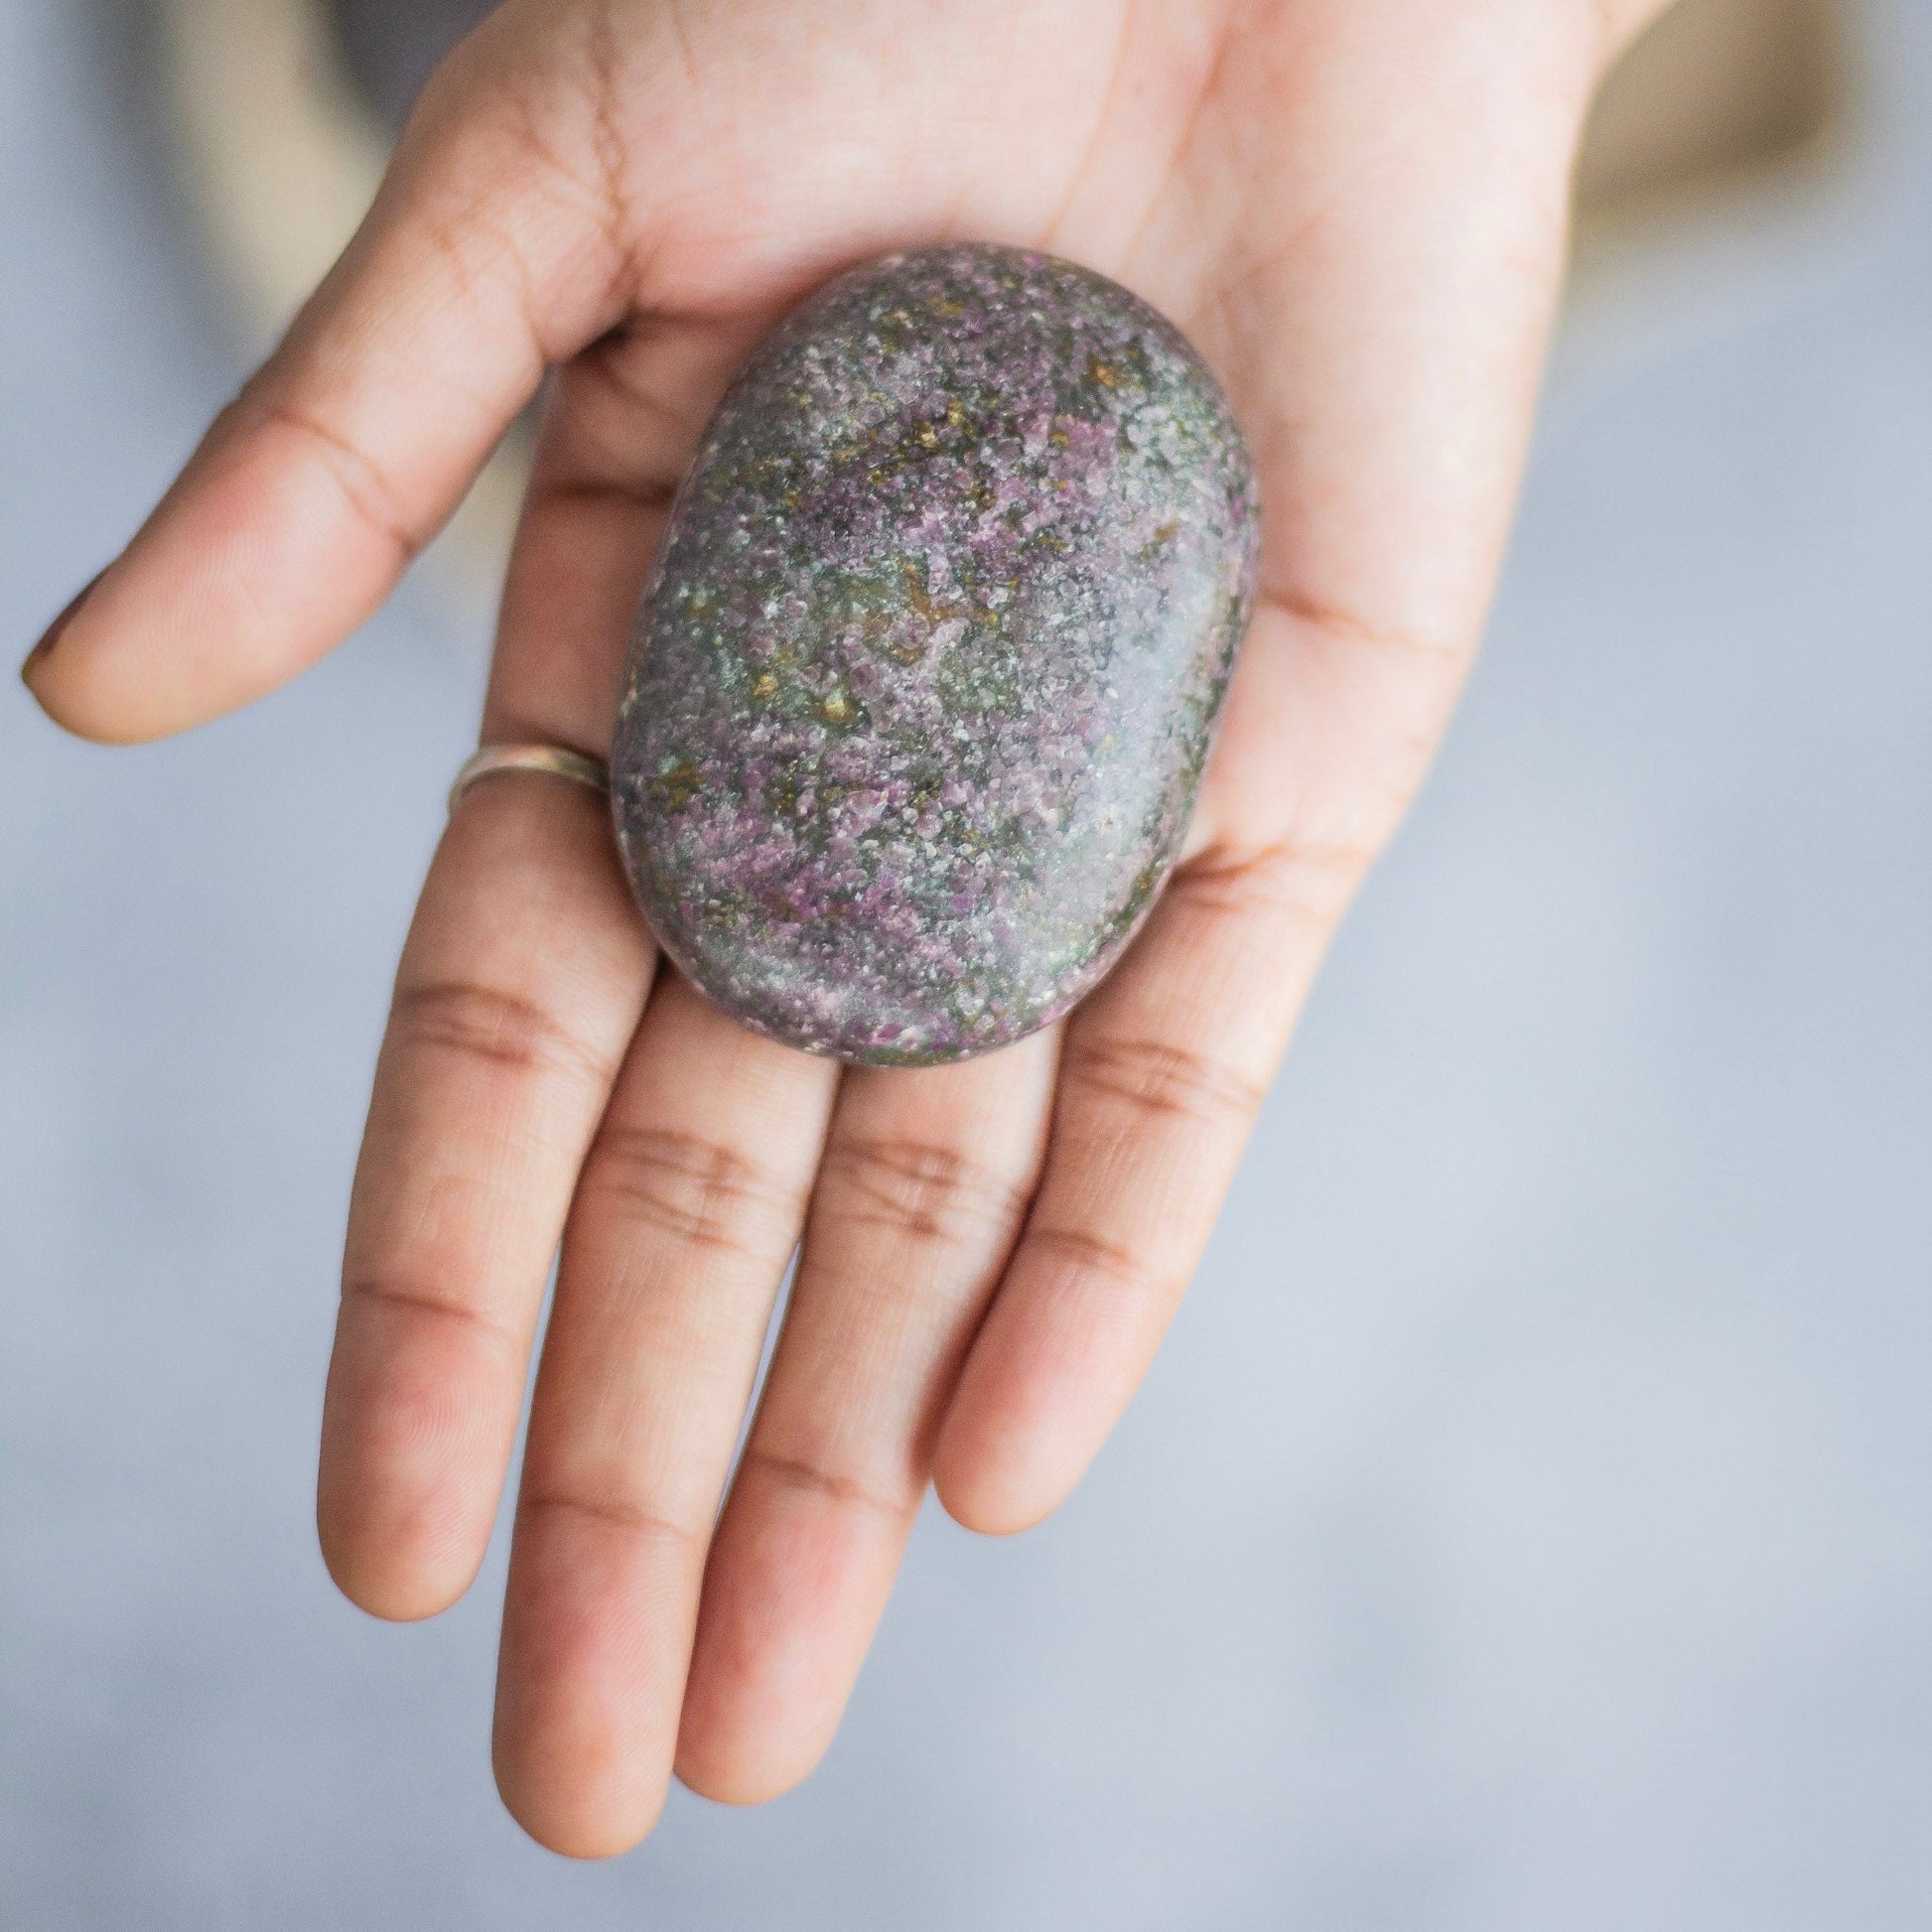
(492, 973, 838, 1860)
(316, 345, 689, 1622)
(922, 6, 1619, 1539)
(317, 772, 654, 1620)
(933, 831, 1364, 1536)
(483, 313, 773, 746)
(676, 1033, 1056, 1804)
(23, 18, 637, 743)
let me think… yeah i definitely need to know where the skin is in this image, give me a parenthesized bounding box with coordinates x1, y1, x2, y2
(24, 0, 1670, 1859)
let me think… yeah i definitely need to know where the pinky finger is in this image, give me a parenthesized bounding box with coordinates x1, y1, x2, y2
(932, 837, 1361, 1535)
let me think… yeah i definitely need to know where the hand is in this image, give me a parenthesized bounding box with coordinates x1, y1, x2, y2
(24, 0, 1664, 1857)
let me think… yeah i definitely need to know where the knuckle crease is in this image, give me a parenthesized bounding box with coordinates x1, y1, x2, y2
(586, 1125, 805, 1255)
(391, 979, 621, 1088)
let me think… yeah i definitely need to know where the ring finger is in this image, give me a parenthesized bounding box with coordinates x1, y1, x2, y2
(676, 1031, 1057, 1803)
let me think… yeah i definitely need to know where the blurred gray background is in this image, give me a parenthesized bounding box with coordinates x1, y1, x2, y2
(2, 1, 1928, 1926)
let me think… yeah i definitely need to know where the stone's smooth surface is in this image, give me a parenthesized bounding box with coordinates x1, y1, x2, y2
(613, 243, 1259, 1064)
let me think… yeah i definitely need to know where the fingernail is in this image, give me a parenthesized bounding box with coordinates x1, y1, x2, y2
(22, 570, 104, 687)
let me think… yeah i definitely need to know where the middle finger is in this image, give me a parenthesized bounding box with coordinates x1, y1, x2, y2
(491, 970, 838, 1857)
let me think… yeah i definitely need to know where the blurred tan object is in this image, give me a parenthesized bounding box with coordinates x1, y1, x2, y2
(157, 0, 523, 603)
(157, 0, 1846, 599)
(159, 0, 387, 344)
(1576, 0, 1843, 263)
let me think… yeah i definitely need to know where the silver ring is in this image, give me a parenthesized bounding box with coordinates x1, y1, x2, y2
(448, 744, 612, 815)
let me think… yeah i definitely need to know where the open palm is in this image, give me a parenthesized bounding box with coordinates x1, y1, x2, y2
(26, 0, 1657, 1857)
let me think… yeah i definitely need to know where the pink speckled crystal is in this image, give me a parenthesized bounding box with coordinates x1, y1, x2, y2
(613, 244, 1258, 1065)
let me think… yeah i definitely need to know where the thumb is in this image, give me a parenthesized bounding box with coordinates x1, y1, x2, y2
(23, 25, 634, 743)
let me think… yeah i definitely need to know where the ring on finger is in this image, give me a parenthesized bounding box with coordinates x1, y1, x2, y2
(448, 744, 611, 815)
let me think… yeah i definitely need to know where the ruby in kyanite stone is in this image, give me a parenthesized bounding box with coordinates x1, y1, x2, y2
(612, 242, 1259, 1065)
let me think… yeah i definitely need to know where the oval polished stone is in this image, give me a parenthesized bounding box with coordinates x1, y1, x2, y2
(612, 243, 1258, 1065)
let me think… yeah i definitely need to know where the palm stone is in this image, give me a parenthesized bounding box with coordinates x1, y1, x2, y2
(611, 242, 1258, 1065)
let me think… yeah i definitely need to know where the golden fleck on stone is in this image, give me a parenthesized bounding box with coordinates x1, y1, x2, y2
(822, 691, 851, 724)
(1089, 358, 1117, 387)
(653, 758, 702, 812)
(753, 672, 777, 700)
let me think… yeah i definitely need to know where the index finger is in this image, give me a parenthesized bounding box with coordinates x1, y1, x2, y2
(318, 769, 654, 1620)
